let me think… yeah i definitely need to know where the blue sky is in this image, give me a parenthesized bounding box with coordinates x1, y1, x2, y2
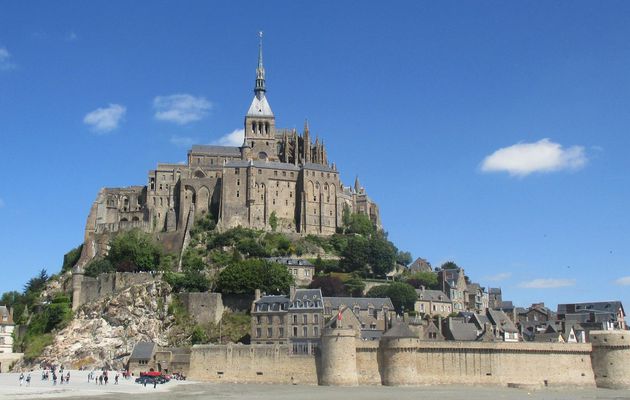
(1, 1, 629, 310)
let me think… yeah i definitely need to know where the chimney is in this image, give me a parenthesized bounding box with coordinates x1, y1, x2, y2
(255, 289, 261, 301)
(420, 285, 425, 292)
(290, 285, 296, 300)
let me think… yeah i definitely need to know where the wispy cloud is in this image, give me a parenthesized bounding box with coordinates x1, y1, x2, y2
(0, 47, 16, 71)
(153, 94, 211, 124)
(518, 278, 576, 289)
(484, 272, 512, 282)
(83, 104, 126, 133)
(614, 276, 630, 286)
(170, 135, 195, 148)
(212, 129, 244, 147)
(481, 138, 587, 177)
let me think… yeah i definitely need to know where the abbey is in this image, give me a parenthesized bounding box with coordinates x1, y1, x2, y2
(80, 38, 379, 261)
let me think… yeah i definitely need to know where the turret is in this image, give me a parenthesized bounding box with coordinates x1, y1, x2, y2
(319, 326, 359, 386)
(590, 330, 630, 389)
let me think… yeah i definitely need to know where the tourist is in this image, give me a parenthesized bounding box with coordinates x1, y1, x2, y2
(104, 373, 108, 385)
(115, 373, 119, 384)
(99, 374, 103, 385)
(19, 372, 24, 386)
(26, 372, 31, 386)
(153, 377, 157, 389)
(52, 373, 57, 385)
(60, 374, 64, 384)
(66, 372, 70, 384)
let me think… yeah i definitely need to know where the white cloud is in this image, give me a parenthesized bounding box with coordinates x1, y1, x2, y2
(153, 94, 211, 124)
(518, 278, 576, 289)
(213, 129, 244, 147)
(83, 104, 126, 133)
(0, 47, 16, 71)
(484, 272, 512, 282)
(170, 135, 195, 148)
(614, 276, 630, 286)
(481, 138, 587, 177)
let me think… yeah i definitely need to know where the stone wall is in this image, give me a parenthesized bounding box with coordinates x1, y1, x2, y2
(189, 343, 317, 384)
(590, 330, 630, 389)
(189, 339, 598, 387)
(178, 292, 224, 325)
(0, 353, 23, 373)
(73, 272, 160, 309)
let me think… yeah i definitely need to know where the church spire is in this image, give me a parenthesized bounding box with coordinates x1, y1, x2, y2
(255, 31, 266, 100)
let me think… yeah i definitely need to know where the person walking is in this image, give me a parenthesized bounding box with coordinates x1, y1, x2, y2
(52, 373, 57, 385)
(99, 374, 103, 385)
(19, 372, 24, 386)
(115, 373, 119, 385)
(66, 372, 70, 384)
(104, 374, 108, 385)
(26, 373, 31, 387)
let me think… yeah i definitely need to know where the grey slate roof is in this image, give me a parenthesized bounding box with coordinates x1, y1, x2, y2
(557, 301, 624, 317)
(303, 163, 337, 173)
(129, 342, 157, 361)
(446, 319, 479, 341)
(190, 145, 242, 156)
(290, 289, 324, 310)
(416, 289, 449, 302)
(254, 295, 290, 312)
(323, 297, 394, 310)
(488, 288, 502, 294)
(487, 309, 518, 333)
(383, 322, 417, 339)
(361, 330, 383, 341)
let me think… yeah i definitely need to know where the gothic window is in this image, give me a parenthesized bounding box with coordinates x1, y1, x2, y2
(236, 191, 240, 198)
(237, 179, 240, 186)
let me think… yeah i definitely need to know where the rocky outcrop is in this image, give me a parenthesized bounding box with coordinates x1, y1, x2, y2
(25, 280, 180, 370)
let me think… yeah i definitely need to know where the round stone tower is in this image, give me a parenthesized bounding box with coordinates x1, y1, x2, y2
(319, 327, 358, 386)
(590, 330, 630, 389)
(379, 323, 420, 386)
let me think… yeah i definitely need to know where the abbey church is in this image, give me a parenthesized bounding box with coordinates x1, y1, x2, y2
(78, 38, 380, 262)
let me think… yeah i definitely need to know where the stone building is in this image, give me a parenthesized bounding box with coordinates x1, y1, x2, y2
(265, 257, 314, 286)
(322, 297, 395, 340)
(414, 287, 452, 317)
(250, 288, 324, 355)
(127, 341, 191, 376)
(0, 306, 14, 354)
(74, 37, 380, 269)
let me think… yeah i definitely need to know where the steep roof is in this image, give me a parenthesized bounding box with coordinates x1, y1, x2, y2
(487, 309, 518, 333)
(0, 306, 12, 325)
(446, 319, 479, 341)
(246, 95, 274, 117)
(383, 322, 417, 339)
(409, 257, 433, 272)
(129, 342, 157, 361)
(416, 289, 449, 302)
(557, 301, 625, 317)
(324, 297, 394, 310)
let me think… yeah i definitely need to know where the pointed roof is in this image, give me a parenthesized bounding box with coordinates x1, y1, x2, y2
(247, 95, 273, 117)
(247, 32, 273, 117)
(383, 322, 417, 339)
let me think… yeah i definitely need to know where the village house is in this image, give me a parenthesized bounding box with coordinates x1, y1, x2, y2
(0, 306, 14, 354)
(557, 301, 626, 330)
(265, 257, 315, 286)
(322, 297, 395, 340)
(414, 287, 452, 317)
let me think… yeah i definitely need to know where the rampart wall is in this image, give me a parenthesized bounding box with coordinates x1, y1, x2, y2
(189, 337, 598, 388)
(73, 272, 160, 309)
(590, 330, 630, 389)
(189, 343, 317, 384)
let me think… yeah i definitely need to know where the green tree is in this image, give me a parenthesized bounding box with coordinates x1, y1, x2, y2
(107, 229, 162, 272)
(24, 269, 49, 295)
(345, 213, 375, 236)
(339, 235, 370, 273)
(368, 235, 397, 277)
(191, 325, 209, 344)
(308, 275, 347, 296)
(405, 271, 438, 289)
(84, 259, 115, 277)
(217, 259, 294, 295)
(396, 251, 412, 266)
(61, 244, 83, 273)
(366, 282, 417, 315)
(440, 261, 459, 270)
(343, 275, 366, 297)
(269, 211, 278, 232)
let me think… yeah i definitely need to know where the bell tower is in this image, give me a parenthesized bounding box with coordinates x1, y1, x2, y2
(244, 32, 277, 161)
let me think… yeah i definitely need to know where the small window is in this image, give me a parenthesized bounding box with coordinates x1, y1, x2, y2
(282, 171, 286, 176)
(303, 314, 308, 324)
(314, 314, 319, 324)
(267, 315, 272, 324)
(274, 171, 278, 176)
(237, 179, 240, 186)
(303, 326, 308, 337)
(293, 327, 298, 337)
(267, 328, 273, 338)
(279, 327, 284, 337)
(236, 191, 240, 198)
(235, 168, 240, 175)
(314, 326, 319, 336)
(293, 315, 297, 324)
(258, 169, 262, 174)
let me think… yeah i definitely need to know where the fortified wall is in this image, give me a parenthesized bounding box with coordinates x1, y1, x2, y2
(189, 329, 630, 389)
(72, 271, 160, 310)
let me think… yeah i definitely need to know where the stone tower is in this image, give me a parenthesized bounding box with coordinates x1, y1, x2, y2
(590, 330, 630, 389)
(319, 326, 358, 386)
(243, 32, 277, 162)
(379, 323, 420, 386)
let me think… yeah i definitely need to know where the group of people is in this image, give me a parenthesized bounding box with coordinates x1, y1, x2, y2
(87, 370, 120, 385)
(40, 366, 70, 385)
(18, 372, 31, 386)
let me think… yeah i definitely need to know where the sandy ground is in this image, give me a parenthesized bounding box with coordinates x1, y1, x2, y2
(0, 369, 188, 399)
(1, 371, 630, 400)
